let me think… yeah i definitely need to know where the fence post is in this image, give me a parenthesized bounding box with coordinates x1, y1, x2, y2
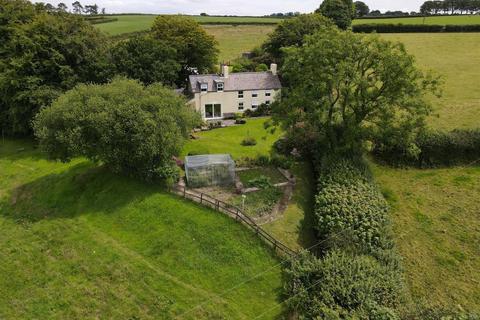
(200, 193, 203, 204)
(183, 186, 186, 198)
(236, 208, 239, 220)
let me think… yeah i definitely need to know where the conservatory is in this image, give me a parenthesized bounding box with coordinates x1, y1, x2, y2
(185, 154, 236, 188)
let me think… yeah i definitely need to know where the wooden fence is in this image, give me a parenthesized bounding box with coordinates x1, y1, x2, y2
(173, 185, 297, 258)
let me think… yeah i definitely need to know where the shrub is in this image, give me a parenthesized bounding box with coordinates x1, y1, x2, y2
(270, 154, 293, 170)
(285, 250, 403, 319)
(241, 137, 257, 146)
(34, 78, 201, 181)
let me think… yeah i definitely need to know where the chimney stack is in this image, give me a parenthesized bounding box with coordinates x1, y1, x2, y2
(221, 64, 229, 78)
(270, 63, 278, 76)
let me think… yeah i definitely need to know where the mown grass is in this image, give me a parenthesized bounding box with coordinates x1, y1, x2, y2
(181, 118, 282, 160)
(354, 15, 480, 25)
(0, 139, 284, 319)
(371, 162, 480, 312)
(95, 15, 280, 36)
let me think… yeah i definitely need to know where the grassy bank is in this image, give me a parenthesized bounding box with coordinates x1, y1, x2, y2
(0, 139, 284, 319)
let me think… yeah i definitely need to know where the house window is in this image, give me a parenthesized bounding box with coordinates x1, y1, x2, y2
(252, 102, 259, 109)
(265, 100, 271, 105)
(238, 102, 244, 110)
(216, 82, 224, 92)
(238, 91, 244, 99)
(200, 83, 208, 92)
(252, 92, 258, 98)
(205, 104, 222, 119)
(265, 92, 271, 97)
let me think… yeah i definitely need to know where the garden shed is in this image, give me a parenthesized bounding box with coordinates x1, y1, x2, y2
(185, 154, 236, 188)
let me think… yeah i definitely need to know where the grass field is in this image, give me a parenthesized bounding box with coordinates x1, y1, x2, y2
(204, 25, 275, 61)
(381, 33, 480, 130)
(96, 14, 280, 35)
(372, 163, 480, 311)
(354, 15, 480, 25)
(0, 139, 284, 319)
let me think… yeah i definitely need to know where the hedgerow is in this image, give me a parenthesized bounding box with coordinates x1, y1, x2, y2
(374, 129, 480, 167)
(284, 155, 404, 318)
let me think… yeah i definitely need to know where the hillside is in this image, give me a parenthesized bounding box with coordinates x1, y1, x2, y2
(0, 139, 284, 319)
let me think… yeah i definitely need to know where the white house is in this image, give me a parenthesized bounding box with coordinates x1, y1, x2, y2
(188, 64, 282, 120)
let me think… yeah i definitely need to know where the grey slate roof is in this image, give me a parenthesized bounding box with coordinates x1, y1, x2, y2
(189, 71, 282, 93)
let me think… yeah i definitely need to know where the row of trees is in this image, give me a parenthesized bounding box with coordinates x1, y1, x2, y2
(0, 0, 218, 136)
(36, 1, 105, 15)
(420, 0, 480, 14)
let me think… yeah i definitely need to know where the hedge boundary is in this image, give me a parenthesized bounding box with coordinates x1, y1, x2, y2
(353, 23, 480, 33)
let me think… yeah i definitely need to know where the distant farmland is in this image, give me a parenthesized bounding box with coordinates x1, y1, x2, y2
(95, 15, 282, 35)
(354, 15, 480, 25)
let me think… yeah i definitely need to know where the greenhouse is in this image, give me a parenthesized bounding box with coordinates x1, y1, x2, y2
(185, 154, 236, 188)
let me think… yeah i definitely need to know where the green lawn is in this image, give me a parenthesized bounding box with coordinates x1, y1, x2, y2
(354, 15, 480, 25)
(182, 118, 282, 160)
(372, 163, 480, 312)
(0, 139, 284, 319)
(95, 15, 279, 36)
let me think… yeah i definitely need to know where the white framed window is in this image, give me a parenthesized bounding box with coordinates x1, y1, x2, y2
(252, 92, 258, 98)
(216, 82, 224, 91)
(265, 92, 271, 97)
(205, 104, 222, 119)
(238, 91, 244, 99)
(200, 83, 208, 92)
(238, 102, 244, 110)
(252, 102, 259, 109)
(265, 100, 271, 105)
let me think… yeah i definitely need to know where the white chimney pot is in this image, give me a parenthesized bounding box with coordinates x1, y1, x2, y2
(222, 65, 229, 78)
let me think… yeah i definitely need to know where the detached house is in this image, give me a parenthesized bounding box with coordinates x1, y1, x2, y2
(188, 64, 281, 120)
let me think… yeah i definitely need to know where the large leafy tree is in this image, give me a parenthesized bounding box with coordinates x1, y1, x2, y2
(262, 13, 334, 64)
(0, 7, 110, 136)
(151, 15, 218, 83)
(354, 1, 370, 17)
(275, 27, 441, 156)
(316, 0, 355, 30)
(110, 35, 180, 85)
(34, 78, 201, 181)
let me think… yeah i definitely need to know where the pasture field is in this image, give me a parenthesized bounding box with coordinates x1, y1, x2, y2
(204, 25, 275, 61)
(354, 15, 480, 25)
(96, 14, 280, 35)
(0, 139, 284, 319)
(372, 163, 480, 311)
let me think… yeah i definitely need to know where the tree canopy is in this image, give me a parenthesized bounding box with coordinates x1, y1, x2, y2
(151, 15, 218, 83)
(354, 1, 370, 17)
(110, 35, 180, 86)
(317, 0, 355, 30)
(262, 13, 334, 64)
(34, 78, 201, 181)
(274, 26, 441, 156)
(0, 3, 110, 136)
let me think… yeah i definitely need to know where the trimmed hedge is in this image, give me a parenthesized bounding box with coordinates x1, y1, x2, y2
(285, 250, 403, 319)
(353, 23, 445, 33)
(353, 23, 480, 33)
(374, 129, 480, 167)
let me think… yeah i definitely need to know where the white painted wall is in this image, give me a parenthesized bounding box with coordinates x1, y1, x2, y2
(192, 89, 281, 119)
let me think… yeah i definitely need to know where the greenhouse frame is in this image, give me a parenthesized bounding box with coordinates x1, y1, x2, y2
(185, 154, 236, 188)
